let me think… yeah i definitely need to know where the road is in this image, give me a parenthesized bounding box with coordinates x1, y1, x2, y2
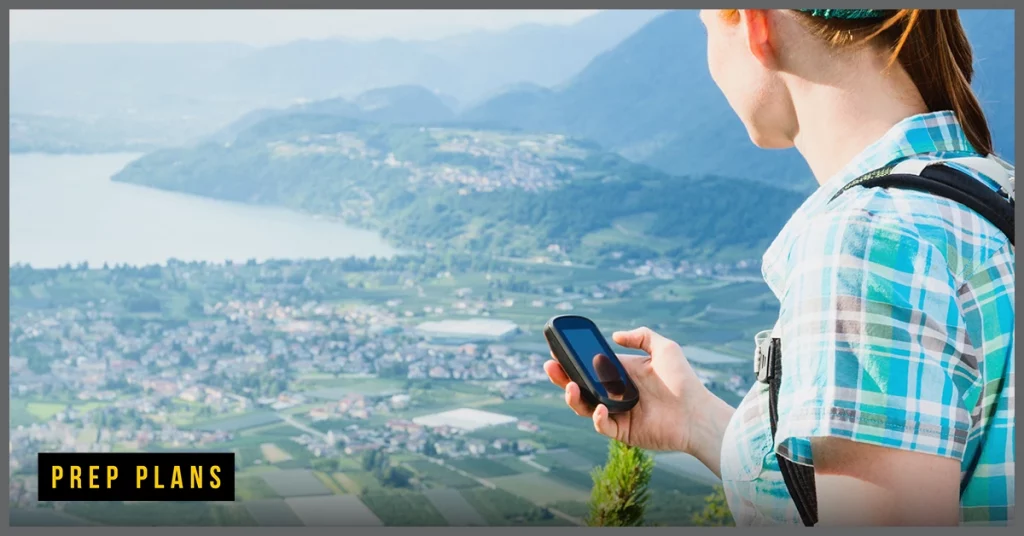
(278, 412, 327, 440)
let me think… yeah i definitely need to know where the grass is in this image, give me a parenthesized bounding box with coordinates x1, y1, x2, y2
(359, 490, 449, 526)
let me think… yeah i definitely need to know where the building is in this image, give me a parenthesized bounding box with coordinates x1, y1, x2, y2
(414, 318, 519, 344)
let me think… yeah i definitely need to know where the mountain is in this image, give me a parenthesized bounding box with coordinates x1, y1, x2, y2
(422, 10, 666, 108)
(207, 85, 457, 144)
(465, 9, 1016, 190)
(353, 86, 457, 124)
(9, 10, 663, 151)
(112, 112, 803, 264)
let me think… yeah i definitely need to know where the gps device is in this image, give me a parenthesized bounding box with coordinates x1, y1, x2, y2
(543, 315, 639, 413)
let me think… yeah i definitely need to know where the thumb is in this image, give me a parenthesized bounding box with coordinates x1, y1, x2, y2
(613, 326, 669, 355)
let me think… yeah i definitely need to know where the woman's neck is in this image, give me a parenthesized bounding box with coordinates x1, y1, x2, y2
(788, 59, 930, 185)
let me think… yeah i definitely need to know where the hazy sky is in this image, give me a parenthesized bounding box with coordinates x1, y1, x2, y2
(9, 10, 602, 45)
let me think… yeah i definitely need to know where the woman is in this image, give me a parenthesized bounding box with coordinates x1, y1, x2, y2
(544, 9, 1014, 526)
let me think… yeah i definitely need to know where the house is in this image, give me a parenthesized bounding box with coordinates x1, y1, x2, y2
(517, 421, 539, 433)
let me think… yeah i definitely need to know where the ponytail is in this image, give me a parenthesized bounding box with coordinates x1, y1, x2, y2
(796, 9, 994, 156)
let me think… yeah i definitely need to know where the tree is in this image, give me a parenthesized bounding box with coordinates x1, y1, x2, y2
(690, 485, 734, 526)
(586, 439, 653, 527)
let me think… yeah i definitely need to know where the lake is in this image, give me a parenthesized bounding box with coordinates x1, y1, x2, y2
(9, 153, 400, 268)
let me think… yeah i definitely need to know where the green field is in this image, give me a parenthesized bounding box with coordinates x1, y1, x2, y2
(489, 473, 590, 505)
(406, 461, 480, 489)
(10, 399, 37, 428)
(549, 500, 590, 519)
(299, 377, 406, 399)
(644, 491, 712, 526)
(10, 400, 109, 427)
(242, 499, 304, 526)
(543, 467, 595, 490)
(334, 470, 384, 494)
(10, 508, 97, 526)
(359, 490, 449, 526)
(448, 457, 522, 478)
(64, 501, 257, 526)
(460, 488, 572, 526)
(493, 456, 545, 474)
(260, 469, 333, 497)
(190, 411, 282, 432)
(235, 475, 281, 501)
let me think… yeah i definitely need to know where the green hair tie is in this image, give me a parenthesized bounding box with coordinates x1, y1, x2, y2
(797, 9, 887, 20)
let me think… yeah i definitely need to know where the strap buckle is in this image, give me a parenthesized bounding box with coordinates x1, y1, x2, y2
(755, 337, 779, 383)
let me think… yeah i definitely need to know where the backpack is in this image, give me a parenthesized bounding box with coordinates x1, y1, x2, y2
(757, 156, 1015, 526)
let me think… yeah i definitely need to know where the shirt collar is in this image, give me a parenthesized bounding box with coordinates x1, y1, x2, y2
(814, 110, 976, 204)
(761, 110, 977, 294)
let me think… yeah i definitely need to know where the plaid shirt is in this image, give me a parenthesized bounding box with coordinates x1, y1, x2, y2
(719, 111, 1015, 526)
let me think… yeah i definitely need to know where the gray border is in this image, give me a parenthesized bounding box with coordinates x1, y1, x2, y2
(4, 1, 1020, 533)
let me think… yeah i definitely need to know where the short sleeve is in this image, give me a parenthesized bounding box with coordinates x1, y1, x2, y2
(772, 211, 975, 466)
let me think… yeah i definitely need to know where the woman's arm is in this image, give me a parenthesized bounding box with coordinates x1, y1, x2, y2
(811, 437, 961, 526)
(684, 388, 736, 479)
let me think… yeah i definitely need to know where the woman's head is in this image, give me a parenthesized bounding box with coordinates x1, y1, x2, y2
(700, 9, 993, 156)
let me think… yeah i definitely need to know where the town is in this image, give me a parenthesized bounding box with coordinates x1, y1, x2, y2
(9, 254, 770, 525)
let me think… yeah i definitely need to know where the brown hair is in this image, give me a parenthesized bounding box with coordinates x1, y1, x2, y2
(792, 9, 993, 155)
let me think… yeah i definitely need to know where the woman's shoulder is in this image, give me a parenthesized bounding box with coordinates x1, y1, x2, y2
(806, 157, 1011, 261)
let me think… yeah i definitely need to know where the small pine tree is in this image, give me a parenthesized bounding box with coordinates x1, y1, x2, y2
(690, 485, 734, 526)
(586, 439, 654, 527)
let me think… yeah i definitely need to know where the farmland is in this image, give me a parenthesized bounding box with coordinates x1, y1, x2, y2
(359, 490, 449, 526)
(285, 495, 383, 526)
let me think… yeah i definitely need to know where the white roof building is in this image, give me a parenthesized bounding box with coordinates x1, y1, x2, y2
(415, 318, 519, 343)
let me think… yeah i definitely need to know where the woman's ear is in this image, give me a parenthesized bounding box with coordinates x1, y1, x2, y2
(739, 9, 779, 69)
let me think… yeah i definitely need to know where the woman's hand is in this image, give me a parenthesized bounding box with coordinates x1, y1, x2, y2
(544, 326, 735, 475)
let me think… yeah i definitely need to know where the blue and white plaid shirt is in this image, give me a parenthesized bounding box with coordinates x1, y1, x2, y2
(719, 111, 1015, 526)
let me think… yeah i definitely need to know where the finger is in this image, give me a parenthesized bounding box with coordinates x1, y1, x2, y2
(565, 382, 593, 417)
(613, 326, 669, 355)
(544, 360, 570, 388)
(592, 404, 620, 439)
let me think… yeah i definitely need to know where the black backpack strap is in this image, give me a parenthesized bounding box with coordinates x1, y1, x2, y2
(830, 162, 1015, 246)
(758, 338, 818, 526)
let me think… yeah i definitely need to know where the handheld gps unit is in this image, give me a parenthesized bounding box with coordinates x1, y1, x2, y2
(543, 315, 639, 413)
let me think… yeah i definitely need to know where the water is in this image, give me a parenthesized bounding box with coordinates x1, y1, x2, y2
(9, 153, 400, 268)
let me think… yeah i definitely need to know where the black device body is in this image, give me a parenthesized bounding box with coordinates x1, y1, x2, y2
(543, 315, 639, 413)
